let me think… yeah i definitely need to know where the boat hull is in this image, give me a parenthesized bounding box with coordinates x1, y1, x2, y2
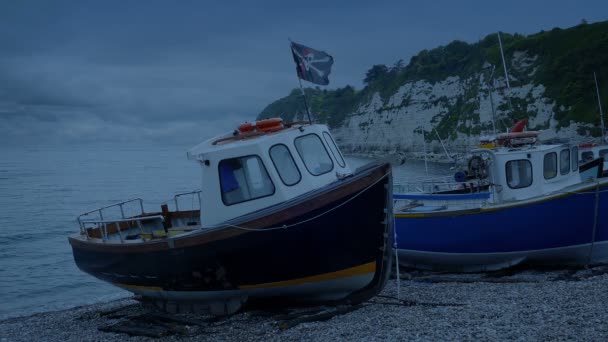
(69, 163, 393, 313)
(395, 180, 608, 272)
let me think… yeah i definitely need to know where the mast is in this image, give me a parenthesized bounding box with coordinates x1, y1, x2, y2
(497, 32, 511, 89)
(422, 129, 428, 176)
(434, 128, 453, 163)
(594, 71, 606, 142)
(498, 32, 514, 130)
(488, 65, 498, 136)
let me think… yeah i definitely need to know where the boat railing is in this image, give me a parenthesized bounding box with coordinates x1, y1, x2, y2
(77, 198, 146, 236)
(171, 190, 202, 211)
(79, 215, 165, 242)
(394, 176, 459, 194)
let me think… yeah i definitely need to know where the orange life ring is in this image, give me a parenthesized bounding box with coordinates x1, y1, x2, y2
(238, 122, 255, 133)
(237, 118, 284, 134)
(255, 118, 284, 132)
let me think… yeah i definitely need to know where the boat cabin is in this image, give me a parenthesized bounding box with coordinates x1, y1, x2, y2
(470, 143, 584, 203)
(187, 120, 352, 226)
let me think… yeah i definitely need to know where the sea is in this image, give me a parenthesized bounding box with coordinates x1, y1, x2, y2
(0, 142, 451, 320)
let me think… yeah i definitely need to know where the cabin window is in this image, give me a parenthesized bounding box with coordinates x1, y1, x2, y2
(269, 144, 301, 186)
(600, 149, 608, 159)
(560, 149, 570, 175)
(544, 152, 557, 180)
(218, 156, 275, 206)
(572, 146, 579, 171)
(581, 151, 595, 163)
(323, 132, 346, 167)
(506, 160, 532, 189)
(294, 134, 334, 176)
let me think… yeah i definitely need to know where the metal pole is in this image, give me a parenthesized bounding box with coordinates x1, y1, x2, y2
(488, 66, 497, 136)
(298, 77, 313, 124)
(434, 128, 452, 162)
(594, 72, 606, 143)
(497, 32, 510, 89)
(497, 32, 515, 127)
(422, 129, 429, 176)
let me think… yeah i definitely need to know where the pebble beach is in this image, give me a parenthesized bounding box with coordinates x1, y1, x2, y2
(2, 266, 608, 341)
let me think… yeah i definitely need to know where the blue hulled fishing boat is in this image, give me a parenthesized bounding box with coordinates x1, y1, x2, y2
(394, 131, 608, 272)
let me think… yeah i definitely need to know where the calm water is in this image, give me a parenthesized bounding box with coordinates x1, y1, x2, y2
(0, 143, 449, 320)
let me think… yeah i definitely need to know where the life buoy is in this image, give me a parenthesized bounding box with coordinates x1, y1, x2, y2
(496, 131, 539, 147)
(238, 122, 255, 133)
(237, 118, 284, 134)
(255, 118, 284, 132)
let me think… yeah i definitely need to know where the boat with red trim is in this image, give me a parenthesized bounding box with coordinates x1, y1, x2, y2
(68, 119, 393, 314)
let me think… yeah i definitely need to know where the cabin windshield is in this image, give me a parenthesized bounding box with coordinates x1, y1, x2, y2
(269, 144, 301, 186)
(323, 132, 345, 167)
(294, 134, 334, 176)
(219, 156, 275, 205)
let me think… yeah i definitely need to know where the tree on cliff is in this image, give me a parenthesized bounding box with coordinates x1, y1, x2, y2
(364, 64, 389, 85)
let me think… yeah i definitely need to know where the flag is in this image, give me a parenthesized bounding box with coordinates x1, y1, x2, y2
(291, 42, 334, 85)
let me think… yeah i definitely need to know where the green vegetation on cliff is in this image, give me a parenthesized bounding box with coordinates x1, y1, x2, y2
(258, 20, 608, 137)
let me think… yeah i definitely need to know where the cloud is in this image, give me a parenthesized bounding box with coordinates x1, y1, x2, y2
(1, 0, 607, 145)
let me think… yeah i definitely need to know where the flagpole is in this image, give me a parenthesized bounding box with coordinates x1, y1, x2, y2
(297, 77, 313, 124)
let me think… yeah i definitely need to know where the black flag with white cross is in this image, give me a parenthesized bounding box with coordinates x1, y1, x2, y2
(291, 42, 334, 86)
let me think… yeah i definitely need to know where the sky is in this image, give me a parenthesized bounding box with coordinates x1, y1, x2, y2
(1, 0, 607, 146)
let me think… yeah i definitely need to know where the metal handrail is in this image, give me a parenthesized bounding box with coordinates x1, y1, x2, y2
(78, 198, 144, 218)
(80, 215, 165, 225)
(394, 179, 486, 194)
(80, 215, 165, 241)
(77, 198, 145, 235)
(173, 190, 202, 211)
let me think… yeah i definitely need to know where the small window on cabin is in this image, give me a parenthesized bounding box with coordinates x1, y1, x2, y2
(560, 149, 570, 175)
(572, 146, 579, 171)
(600, 149, 608, 159)
(582, 151, 595, 163)
(218, 156, 275, 206)
(505, 160, 532, 189)
(269, 144, 301, 186)
(323, 132, 346, 167)
(294, 134, 334, 176)
(544, 152, 557, 179)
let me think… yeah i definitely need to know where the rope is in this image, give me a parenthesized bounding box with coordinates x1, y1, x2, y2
(214, 172, 390, 232)
(587, 184, 601, 267)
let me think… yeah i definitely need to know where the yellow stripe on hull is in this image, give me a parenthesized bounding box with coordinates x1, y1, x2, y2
(239, 261, 376, 290)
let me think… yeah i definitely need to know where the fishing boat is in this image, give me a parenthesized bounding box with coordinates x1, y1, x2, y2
(394, 128, 608, 272)
(578, 71, 608, 178)
(68, 119, 394, 314)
